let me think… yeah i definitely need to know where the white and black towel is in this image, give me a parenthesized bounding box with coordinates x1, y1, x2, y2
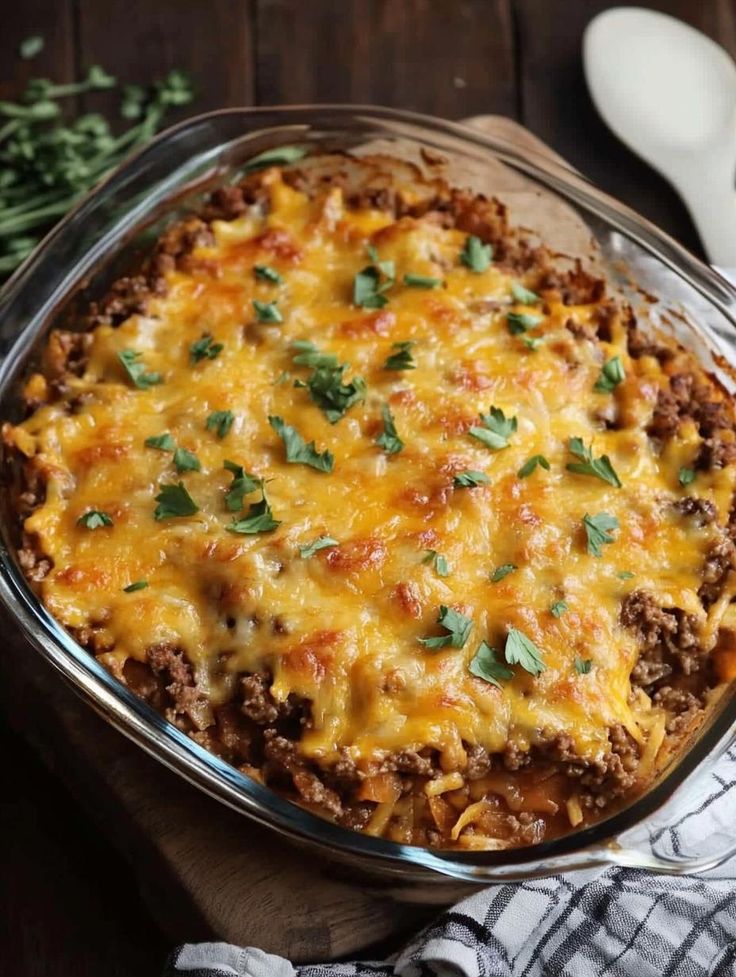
(165, 744, 736, 977)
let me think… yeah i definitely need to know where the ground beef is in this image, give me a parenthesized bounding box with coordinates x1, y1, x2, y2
(652, 685, 705, 735)
(465, 743, 491, 779)
(382, 748, 438, 777)
(538, 260, 605, 306)
(263, 731, 342, 817)
(673, 497, 717, 525)
(146, 643, 211, 730)
(240, 673, 280, 724)
(698, 536, 736, 607)
(621, 590, 707, 686)
(41, 330, 92, 384)
(620, 590, 678, 651)
(697, 436, 736, 470)
(17, 532, 51, 582)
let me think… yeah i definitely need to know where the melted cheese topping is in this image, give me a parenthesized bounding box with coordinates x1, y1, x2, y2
(14, 168, 734, 774)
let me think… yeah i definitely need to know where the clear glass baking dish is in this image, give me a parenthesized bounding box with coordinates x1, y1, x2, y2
(1, 105, 735, 897)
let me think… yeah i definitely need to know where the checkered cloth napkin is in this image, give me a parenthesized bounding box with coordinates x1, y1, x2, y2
(165, 744, 736, 977)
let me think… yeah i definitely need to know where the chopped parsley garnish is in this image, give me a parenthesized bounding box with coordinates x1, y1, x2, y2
(617, 570, 635, 580)
(253, 299, 283, 324)
(583, 512, 619, 557)
(419, 605, 473, 650)
(453, 470, 490, 488)
(354, 247, 395, 308)
(550, 600, 568, 618)
(490, 563, 517, 583)
(226, 486, 280, 535)
(678, 467, 696, 487)
(243, 145, 307, 173)
(469, 640, 514, 688)
(77, 510, 113, 529)
(504, 626, 546, 676)
(123, 580, 148, 593)
(566, 438, 622, 488)
(20, 35, 44, 60)
(575, 657, 593, 674)
(423, 549, 450, 577)
(206, 410, 234, 438)
(145, 432, 176, 451)
(173, 447, 201, 473)
(190, 333, 223, 363)
(510, 281, 540, 304)
(460, 235, 492, 273)
(268, 415, 334, 472)
(223, 460, 261, 512)
(117, 349, 162, 390)
(295, 360, 366, 424)
(299, 535, 338, 559)
(469, 406, 517, 450)
(291, 340, 339, 370)
(383, 340, 416, 371)
(254, 264, 282, 284)
(594, 356, 625, 393)
(375, 404, 404, 455)
(522, 335, 543, 351)
(507, 311, 543, 335)
(403, 273, 442, 289)
(518, 454, 550, 478)
(154, 482, 199, 520)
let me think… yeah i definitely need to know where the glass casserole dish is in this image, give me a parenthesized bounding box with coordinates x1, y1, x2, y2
(1, 105, 735, 896)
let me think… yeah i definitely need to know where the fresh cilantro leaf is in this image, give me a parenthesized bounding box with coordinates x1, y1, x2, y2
(490, 563, 517, 583)
(291, 340, 339, 370)
(20, 36, 44, 59)
(353, 266, 390, 309)
(299, 535, 338, 558)
(269, 415, 334, 472)
(173, 447, 201, 473)
(190, 333, 224, 363)
(77, 510, 113, 529)
(206, 410, 234, 438)
(550, 600, 568, 618)
(522, 335, 543, 351)
(504, 626, 546, 676)
(226, 487, 280, 534)
(511, 281, 540, 304)
(154, 482, 199, 520)
(594, 356, 625, 393)
(422, 549, 450, 577)
(518, 454, 550, 478)
(583, 511, 620, 557)
(566, 438, 622, 488)
(118, 349, 162, 390)
(243, 145, 307, 173)
(678, 467, 696, 487)
(419, 605, 473, 650)
(469, 406, 517, 450)
(375, 404, 404, 455)
(145, 432, 175, 451)
(365, 244, 395, 281)
(453, 470, 490, 488)
(575, 657, 593, 674)
(383, 340, 416, 371)
(296, 362, 366, 424)
(507, 311, 543, 335)
(254, 264, 282, 284)
(460, 235, 492, 273)
(253, 299, 283, 324)
(403, 273, 442, 289)
(469, 640, 514, 688)
(617, 570, 635, 580)
(123, 580, 148, 593)
(223, 461, 261, 512)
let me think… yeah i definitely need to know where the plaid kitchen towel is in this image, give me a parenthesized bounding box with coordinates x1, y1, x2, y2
(165, 744, 736, 977)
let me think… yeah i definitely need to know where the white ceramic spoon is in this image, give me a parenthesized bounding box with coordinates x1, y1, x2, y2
(583, 6, 736, 267)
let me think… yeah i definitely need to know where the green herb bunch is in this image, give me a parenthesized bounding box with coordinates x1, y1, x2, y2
(0, 42, 194, 279)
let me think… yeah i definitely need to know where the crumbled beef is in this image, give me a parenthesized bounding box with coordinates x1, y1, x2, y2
(673, 497, 717, 525)
(697, 437, 736, 470)
(698, 536, 736, 607)
(465, 743, 491, 780)
(621, 591, 705, 685)
(240, 673, 280, 724)
(652, 686, 704, 735)
(538, 260, 605, 306)
(146, 643, 211, 730)
(42, 330, 92, 383)
(17, 532, 51, 582)
(263, 731, 342, 817)
(382, 748, 437, 777)
(620, 590, 677, 650)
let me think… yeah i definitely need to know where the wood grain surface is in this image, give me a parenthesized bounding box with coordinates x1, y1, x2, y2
(2, 3, 736, 973)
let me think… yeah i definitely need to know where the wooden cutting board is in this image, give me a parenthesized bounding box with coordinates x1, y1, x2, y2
(0, 116, 566, 963)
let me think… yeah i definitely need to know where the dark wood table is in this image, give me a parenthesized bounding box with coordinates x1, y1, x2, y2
(1, 1, 735, 973)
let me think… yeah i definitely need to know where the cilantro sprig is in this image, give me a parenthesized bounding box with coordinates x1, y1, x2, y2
(583, 512, 619, 557)
(419, 605, 473, 650)
(460, 235, 492, 273)
(594, 356, 625, 393)
(269, 415, 334, 472)
(154, 482, 199, 520)
(299, 535, 338, 559)
(453, 470, 490, 488)
(469, 641, 514, 688)
(190, 333, 223, 363)
(226, 486, 280, 535)
(383, 340, 416, 371)
(490, 563, 517, 583)
(404, 273, 442, 289)
(223, 460, 261, 512)
(206, 410, 234, 439)
(118, 349, 162, 390)
(253, 299, 283, 324)
(469, 406, 517, 450)
(566, 438, 622, 488)
(353, 245, 395, 308)
(292, 346, 366, 424)
(375, 404, 404, 455)
(422, 549, 450, 578)
(518, 454, 550, 478)
(77, 510, 113, 529)
(504, 626, 546, 676)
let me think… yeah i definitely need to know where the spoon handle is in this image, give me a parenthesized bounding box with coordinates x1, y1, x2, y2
(673, 146, 736, 267)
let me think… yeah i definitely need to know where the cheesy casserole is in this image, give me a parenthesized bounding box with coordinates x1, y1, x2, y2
(6, 152, 736, 850)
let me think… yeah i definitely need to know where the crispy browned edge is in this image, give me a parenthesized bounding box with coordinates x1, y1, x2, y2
(3, 154, 736, 850)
